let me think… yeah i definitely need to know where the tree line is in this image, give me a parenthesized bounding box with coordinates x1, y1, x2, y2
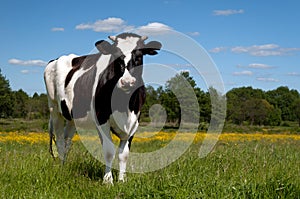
(1, 70, 300, 127)
(0, 70, 48, 119)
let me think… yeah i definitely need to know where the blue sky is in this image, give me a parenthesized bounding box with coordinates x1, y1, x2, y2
(1, 0, 300, 95)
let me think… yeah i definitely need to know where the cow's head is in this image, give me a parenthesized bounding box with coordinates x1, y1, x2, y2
(104, 33, 162, 93)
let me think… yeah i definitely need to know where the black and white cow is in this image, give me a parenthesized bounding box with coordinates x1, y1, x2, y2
(44, 33, 161, 184)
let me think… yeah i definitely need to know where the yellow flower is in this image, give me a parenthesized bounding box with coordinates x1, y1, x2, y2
(0, 131, 299, 144)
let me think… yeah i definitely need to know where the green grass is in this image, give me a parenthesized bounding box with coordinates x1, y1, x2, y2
(223, 122, 300, 134)
(0, 118, 299, 134)
(0, 138, 299, 198)
(0, 118, 48, 132)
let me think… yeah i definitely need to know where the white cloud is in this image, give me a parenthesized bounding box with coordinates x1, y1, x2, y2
(75, 17, 173, 35)
(20, 70, 30, 74)
(211, 44, 300, 56)
(209, 47, 227, 53)
(233, 70, 253, 76)
(164, 63, 193, 68)
(20, 69, 39, 74)
(75, 17, 134, 32)
(287, 72, 300, 76)
(135, 22, 173, 35)
(213, 9, 244, 16)
(231, 44, 300, 56)
(51, 27, 64, 32)
(187, 32, 200, 36)
(256, 77, 279, 82)
(8, 58, 47, 67)
(247, 63, 275, 69)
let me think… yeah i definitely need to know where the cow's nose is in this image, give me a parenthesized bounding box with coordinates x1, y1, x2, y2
(120, 79, 127, 87)
(121, 77, 136, 88)
(130, 77, 136, 86)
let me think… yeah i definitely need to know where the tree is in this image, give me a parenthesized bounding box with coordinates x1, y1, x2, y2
(226, 87, 264, 124)
(225, 86, 282, 125)
(208, 87, 226, 130)
(27, 92, 49, 119)
(292, 99, 300, 126)
(162, 71, 199, 126)
(13, 89, 29, 118)
(0, 69, 14, 118)
(266, 86, 300, 121)
(140, 85, 159, 122)
(244, 98, 273, 125)
(196, 87, 211, 123)
(159, 85, 180, 125)
(266, 107, 282, 126)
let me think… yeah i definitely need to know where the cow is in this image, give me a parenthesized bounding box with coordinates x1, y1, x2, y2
(44, 33, 162, 184)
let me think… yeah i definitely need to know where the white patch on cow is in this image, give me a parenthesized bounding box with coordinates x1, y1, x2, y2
(95, 121, 115, 184)
(93, 54, 112, 94)
(118, 139, 130, 182)
(110, 110, 139, 139)
(45, 54, 78, 113)
(116, 37, 140, 65)
(65, 65, 93, 109)
(117, 68, 136, 91)
(64, 54, 112, 116)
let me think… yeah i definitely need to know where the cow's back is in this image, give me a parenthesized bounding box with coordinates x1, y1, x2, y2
(44, 54, 78, 111)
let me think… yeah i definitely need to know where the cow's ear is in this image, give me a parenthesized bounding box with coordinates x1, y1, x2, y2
(95, 40, 115, 55)
(143, 41, 162, 55)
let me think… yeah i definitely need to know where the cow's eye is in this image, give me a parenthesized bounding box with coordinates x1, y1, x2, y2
(133, 51, 143, 66)
(135, 59, 141, 66)
(135, 50, 143, 57)
(120, 55, 125, 60)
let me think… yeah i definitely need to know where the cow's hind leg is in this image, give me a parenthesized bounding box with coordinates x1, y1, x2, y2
(64, 120, 76, 156)
(52, 113, 66, 162)
(48, 116, 55, 158)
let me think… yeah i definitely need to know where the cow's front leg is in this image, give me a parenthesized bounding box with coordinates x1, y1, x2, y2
(98, 122, 115, 184)
(118, 137, 133, 182)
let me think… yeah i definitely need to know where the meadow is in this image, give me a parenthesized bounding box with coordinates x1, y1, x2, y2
(0, 130, 299, 199)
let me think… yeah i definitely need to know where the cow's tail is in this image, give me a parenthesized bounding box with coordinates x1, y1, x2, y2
(48, 118, 56, 158)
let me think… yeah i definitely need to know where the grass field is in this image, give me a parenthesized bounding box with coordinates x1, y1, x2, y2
(0, 131, 299, 198)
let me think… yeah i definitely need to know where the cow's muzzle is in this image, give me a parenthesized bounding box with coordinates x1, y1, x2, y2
(117, 70, 136, 92)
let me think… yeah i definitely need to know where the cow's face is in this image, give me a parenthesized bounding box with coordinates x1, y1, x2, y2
(108, 33, 162, 93)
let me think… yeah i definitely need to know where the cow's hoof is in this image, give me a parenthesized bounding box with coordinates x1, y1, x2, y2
(118, 173, 127, 183)
(52, 147, 59, 158)
(103, 172, 114, 185)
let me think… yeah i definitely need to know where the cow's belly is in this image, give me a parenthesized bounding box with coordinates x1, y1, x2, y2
(73, 111, 97, 130)
(109, 111, 139, 140)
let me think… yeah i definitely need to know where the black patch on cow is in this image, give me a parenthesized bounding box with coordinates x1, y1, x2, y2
(94, 35, 150, 125)
(129, 85, 146, 115)
(95, 40, 117, 55)
(72, 55, 88, 68)
(117, 33, 141, 39)
(108, 84, 146, 115)
(71, 45, 125, 122)
(72, 66, 97, 119)
(48, 58, 58, 64)
(65, 54, 101, 88)
(109, 128, 134, 150)
(95, 55, 126, 125)
(61, 99, 72, 121)
(127, 136, 134, 150)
